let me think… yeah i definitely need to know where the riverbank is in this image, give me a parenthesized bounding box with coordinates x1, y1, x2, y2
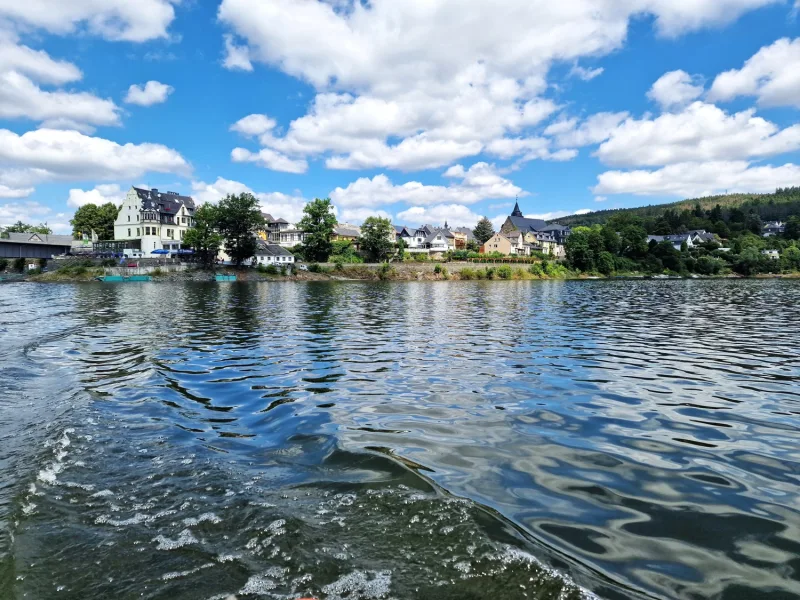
(16, 261, 800, 283)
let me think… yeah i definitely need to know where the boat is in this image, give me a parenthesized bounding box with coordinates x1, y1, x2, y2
(215, 275, 237, 282)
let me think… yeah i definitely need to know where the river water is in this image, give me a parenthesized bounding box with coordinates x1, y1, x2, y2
(0, 280, 798, 600)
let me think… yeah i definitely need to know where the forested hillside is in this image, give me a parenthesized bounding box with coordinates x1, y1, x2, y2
(554, 188, 800, 229)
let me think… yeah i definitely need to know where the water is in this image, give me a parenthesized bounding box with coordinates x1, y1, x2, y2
(0, 280, 798, 600)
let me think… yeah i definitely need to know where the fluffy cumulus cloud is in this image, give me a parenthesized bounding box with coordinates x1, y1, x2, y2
(0, 200, 55, 227)
(0, 41, 81, 85)
(230, 114, 276, 137)
(0, 129, 190, 185)
(231, 147, 309, 174)
(709, 37, 800, 107)
(191, 177, 309, 223)
(595, 102, 800, 167)
(124, 80, 174, 106)
(218, 0, 781, 172)
(545, 112, 630, 148)
(594, 161, 800, 197)
(67, 184, 126, 208)
(222, 34, 253, 71)
(330, 162, 523, 208)
(647, 70, 704, 110)
(395, 205, 485, 228)
(0, 0, 177, 42)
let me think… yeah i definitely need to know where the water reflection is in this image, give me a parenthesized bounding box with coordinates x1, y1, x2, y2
(0, 279, 798, 599)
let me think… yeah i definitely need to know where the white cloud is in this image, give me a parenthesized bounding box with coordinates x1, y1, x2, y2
(0, 200, 53, 228)
(0, 184, 34, 198)
(0, 41, 81, 85)
(230, 114, 276, 137)
(338, 207, 393, 224)
(647, 70, 704, 110)
(124, 80, 174, 106)
(708, 37, 800, 107)
(67, 184, 126, 208)
(222, 34, 253, 71)
(0, 0, 177, 42)
(545, 112, 629, 148)
(485, 137, 577, 162)
(570, 64, 604, 81)
(594, 160, 800, 197)
(191, 177, 309, 223)
(0, 128, 190, 183)
(231, 147, 309, 174)
(395, 204, 485, 228)
(330, 162, 523, 208)
(596, 102, 800, 167)
(0, 71, 120, 127)
(594, 196, 608, 202)
(525, 210, 588, 220)
(218, 0, 777, 171)
(575, 208, 592, 215)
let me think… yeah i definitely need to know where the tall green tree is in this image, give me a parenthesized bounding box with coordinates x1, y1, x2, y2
(565, 228, 594, 271)
(183, 204, 223, 269)
(215, 193, 265, 267)
(785, 216, 800, 240)
(473, 217, 495, 244)
(298, 198, 337, 262)
(3, 221, 53, 234)
(360, 216, 395, 262)
(70, 203, 119, 239)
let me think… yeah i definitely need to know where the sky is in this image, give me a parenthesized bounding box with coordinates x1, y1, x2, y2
(0, 0, 799, 234)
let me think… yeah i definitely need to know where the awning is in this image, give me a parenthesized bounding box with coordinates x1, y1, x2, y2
(151, 249, 170, 254)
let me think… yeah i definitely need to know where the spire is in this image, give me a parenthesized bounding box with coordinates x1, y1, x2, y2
(444, 220, 449, 229)
(511, 196, 523, 218)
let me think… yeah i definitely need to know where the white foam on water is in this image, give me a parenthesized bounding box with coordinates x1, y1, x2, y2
(153, 528, 199, 551)
(239, 575, 277, 595)
(183, 512, 222, 526)
(161, 562, 214, 581)
(21, 503, 37, 516)
(321, 570, 392, 600)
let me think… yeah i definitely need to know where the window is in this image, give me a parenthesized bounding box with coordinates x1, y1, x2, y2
(145, 227, 150, 235)
(128, 228, 131, 237)
(127, 215, 130, 222)
(137, 228, 140, 236)
(182, 217, 186, 224)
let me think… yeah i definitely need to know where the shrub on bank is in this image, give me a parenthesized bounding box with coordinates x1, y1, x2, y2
(497, 265, 513, 279)
(378, 263, 396, 280)
(0, 258, 7, 272)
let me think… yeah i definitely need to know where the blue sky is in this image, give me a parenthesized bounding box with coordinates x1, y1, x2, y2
(1, 0, 799, 233)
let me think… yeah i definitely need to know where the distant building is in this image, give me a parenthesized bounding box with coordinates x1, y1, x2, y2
(763, 221, 785, 237)
(109, 186, 195, 254)
(481, 233, 516, 255)
(761, 249, 780, 260)
(647, 234, 694, 251)
(332, 223, 361, 243)
(0, 232, 74, 259)
(500, 202, 571, 247)
(259, 214, 291, 242)
(276, 228, 307, 248)
(254, 241, 295, 265)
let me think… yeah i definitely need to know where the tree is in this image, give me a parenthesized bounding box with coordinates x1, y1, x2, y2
(298, 198, 337, 262)
(466, 239, 480, 253)
(473, 217, 495, 244)
(597, 251, 615, 276)
(619, 225, 648, 259)
(565, 228, 594, 271)
(785, 216, 800, 240)
(183, 204, 223, 268)
(70, 203, 119, 240)
(360, 216, 395, 262)
(215, 193, 265, 267)
(3, 221, 52, 234)
(397, 237, 407, 260)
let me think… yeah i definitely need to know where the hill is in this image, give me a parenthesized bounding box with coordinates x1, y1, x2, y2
(551, 188, 800, 227)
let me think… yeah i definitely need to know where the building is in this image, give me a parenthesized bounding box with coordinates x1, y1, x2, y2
(332, 223, 361, 243)
(0, 232, 74, 259)
(259, 214, 291, 242)
(276, 228, 307, 248)
(254, 241, 296, 265)
(500, 202, 570, 248)
(407, 225, 435, 249)
(481, 232, 515, 255)
(647, 234, 694, 251)
(424, 228, 455, 252)
(761, 249, 780, 260)
(110, 186, 195, 254)
(763, 221, 785, 237)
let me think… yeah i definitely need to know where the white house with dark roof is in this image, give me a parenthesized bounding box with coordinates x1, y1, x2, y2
(112, 186, 195, 253)
(254, 241, 295, 265)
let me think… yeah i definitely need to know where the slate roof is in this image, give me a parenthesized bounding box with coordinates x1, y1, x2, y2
(453, 226, 476, 241)
(255, 241, 294, 257)
(0, 232, 74, 246)
(334, 224, 361, 238)
(506, 215, 548, 232)
(424, 229, 454, 243)
(133, 187, 195, 214)
(539, 224, 569, 232)
(394, 225, 411, 235)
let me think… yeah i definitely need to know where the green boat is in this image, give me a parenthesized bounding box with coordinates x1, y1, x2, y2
(215, 275, 237, 282)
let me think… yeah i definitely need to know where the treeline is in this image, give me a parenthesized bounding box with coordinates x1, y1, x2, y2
(556, 188, 800, 230)
(565, 213, 800, 277)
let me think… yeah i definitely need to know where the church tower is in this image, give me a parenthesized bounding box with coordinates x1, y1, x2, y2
(511, 199, 523, 218)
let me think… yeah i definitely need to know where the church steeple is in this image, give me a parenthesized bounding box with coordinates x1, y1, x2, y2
(511, 196, 523, 218)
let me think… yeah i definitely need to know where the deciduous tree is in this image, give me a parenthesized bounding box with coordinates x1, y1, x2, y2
(298, 198, 337, 262)
(360, 216, 394, 262)
(183, 204, 223, 268)
(215, 193, 265, 267)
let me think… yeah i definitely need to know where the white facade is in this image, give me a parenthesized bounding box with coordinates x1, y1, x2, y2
(113, 186, 194, 252)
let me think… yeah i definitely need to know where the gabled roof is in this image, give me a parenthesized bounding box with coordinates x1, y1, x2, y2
(273, 218, 289, 224)
(334, 224, 361, 238)
(255, 241, 294, 256)
(453, 226, 475, 241)
(506, 215, 548, 232)
(394, 225, 411, 235)
(262, 213, 275, 222)
(133, 187, 195, 213)
(424, 229, 454, 243)
(0, 232, 74, 245)
(414, 224, 435, 236)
